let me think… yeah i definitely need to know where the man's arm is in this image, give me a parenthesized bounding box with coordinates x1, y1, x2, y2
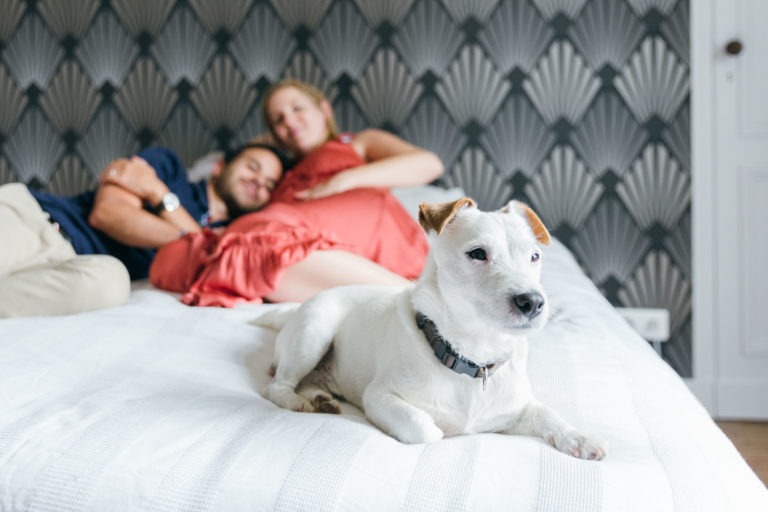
(88, 157, 202, 248)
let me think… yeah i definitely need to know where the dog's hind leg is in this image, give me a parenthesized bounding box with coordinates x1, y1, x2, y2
(297, 384, 341, 414)
(265, 298, 345, 413)
(295, 350, 342, 414)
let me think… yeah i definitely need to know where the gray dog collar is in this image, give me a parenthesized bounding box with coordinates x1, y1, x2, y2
(415, 312, 500, 390)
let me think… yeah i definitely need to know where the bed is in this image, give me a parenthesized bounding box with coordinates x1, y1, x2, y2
(1, 189, 766, 512)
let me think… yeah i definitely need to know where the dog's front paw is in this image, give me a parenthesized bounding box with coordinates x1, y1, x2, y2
(548, 430, 608, 460)
(390, 421, 444, 444)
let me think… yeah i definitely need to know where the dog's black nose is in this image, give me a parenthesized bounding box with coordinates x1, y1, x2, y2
(511, 292, 545, 319)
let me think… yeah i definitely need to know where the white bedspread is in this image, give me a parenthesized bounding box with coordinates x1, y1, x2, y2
(1, 239, 766, 511)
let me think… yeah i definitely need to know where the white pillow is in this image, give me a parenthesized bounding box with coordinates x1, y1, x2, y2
(391, 185, 466, 221)
(187, 151, 224, 183)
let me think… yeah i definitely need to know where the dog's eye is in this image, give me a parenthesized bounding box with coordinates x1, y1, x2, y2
(531, 252, 541, 263)
(467, 248, 487, 261)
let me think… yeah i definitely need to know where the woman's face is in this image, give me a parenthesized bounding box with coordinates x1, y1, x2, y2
(266, 86, 331, 156)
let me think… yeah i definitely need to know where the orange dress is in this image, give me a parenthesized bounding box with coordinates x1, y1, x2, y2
(150, 136, 429, 307)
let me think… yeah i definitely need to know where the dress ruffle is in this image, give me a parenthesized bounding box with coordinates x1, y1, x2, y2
(185, 222, 349, 307)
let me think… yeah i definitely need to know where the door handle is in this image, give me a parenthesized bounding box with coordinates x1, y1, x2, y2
(725, 39, 743, 55)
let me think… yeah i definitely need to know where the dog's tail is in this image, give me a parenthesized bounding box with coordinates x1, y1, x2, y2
(250, 303, 301, 330)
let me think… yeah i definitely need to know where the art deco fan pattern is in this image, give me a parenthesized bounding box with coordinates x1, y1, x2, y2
(0, 0, 691, 376)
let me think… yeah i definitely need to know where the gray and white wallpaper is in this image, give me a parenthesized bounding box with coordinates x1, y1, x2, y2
(0, 0, 691, 376)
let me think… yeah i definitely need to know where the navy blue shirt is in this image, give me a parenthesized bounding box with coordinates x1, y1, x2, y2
(30, 147, 209, 280)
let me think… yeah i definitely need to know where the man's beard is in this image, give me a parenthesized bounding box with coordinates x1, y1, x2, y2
(212, 169, 265, 220)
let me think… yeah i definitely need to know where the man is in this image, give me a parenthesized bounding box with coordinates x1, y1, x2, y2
(0, 143, 288, 317)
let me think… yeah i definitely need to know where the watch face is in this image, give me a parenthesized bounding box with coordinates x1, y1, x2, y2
(163, 192, 180, 211)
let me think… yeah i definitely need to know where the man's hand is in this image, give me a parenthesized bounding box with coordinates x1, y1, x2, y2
(99, 156, 169, 205)
(98, 158, 130, 182)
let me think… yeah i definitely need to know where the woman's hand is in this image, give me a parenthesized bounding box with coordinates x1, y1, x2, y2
(293, 129, 445, 200)
(294, 171, 354, 200)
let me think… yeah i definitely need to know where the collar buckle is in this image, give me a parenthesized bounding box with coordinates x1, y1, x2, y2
(416, 312, 499, 390)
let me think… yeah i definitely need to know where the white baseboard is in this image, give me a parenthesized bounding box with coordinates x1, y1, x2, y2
(715, 382, 768, 420)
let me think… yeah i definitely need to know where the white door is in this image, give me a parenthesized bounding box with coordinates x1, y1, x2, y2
(711, 0, 768, 418)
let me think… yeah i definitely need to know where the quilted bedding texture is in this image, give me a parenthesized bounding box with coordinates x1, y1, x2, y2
(1, 235, 767, 511)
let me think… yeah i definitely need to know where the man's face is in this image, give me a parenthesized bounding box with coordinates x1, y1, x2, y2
(213, 147, 283, 218)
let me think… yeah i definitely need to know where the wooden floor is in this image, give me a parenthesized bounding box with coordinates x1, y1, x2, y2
(716, 421, 768, 487)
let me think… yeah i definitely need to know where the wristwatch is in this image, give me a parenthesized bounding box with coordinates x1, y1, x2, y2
(151, 192, 180, 214)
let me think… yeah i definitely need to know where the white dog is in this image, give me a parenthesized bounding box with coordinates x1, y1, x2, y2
(257, 198, 607, 460)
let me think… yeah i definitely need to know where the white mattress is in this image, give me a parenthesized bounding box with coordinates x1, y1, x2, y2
(1, 239, 766, 511)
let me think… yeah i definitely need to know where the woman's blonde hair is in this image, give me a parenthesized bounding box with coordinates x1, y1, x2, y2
(262, 79, 340, 146)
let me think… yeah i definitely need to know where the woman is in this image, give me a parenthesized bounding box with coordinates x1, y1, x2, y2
(150, 79, 444, 306)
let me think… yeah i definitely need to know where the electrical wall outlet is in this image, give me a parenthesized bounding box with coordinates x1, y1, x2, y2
(615, 307, 670, 342)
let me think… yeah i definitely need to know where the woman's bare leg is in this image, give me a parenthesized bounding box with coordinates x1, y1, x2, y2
(265, 250, 411, 303)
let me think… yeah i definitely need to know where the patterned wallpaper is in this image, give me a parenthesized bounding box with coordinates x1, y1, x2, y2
(0, 0, 691, 376)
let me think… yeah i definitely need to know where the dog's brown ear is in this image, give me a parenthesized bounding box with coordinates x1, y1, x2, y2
(504, 200, 551, 246)
(418, 197, 476, 235)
